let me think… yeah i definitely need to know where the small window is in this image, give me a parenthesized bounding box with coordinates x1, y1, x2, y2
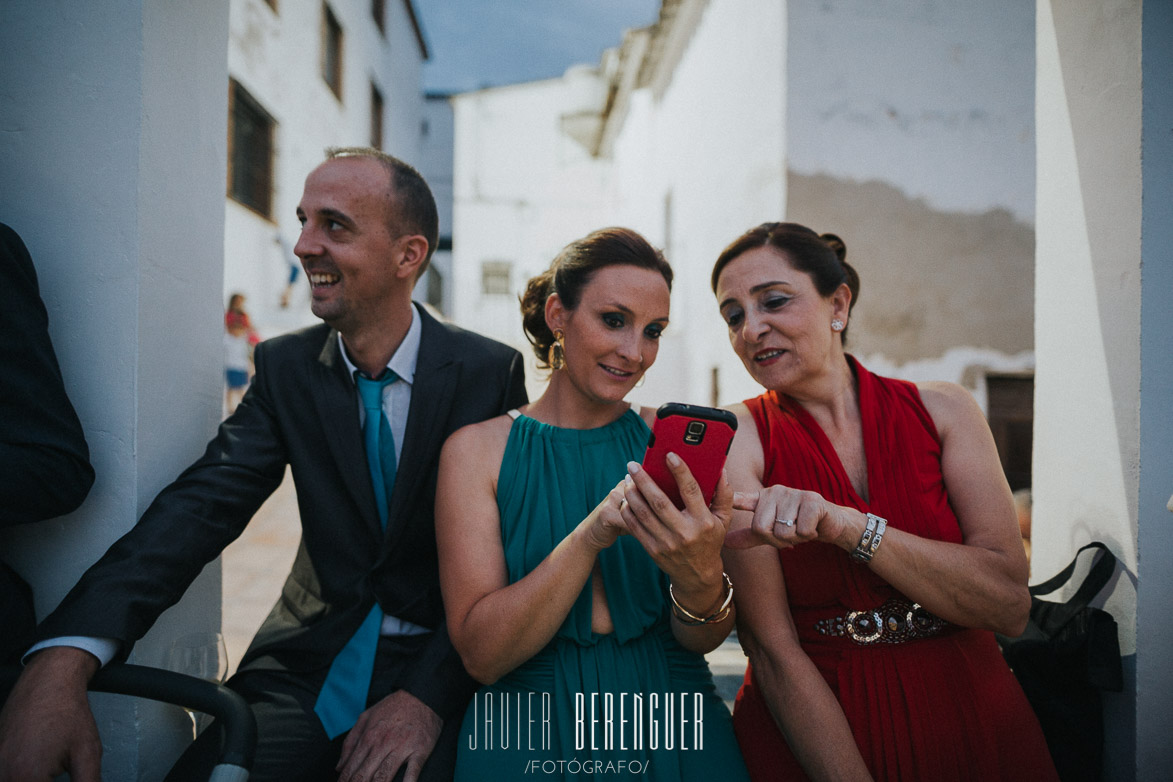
(371, 0, 385, 35)
(481, 261, 512, 296)
(370, 82, 384, 149)
(986, 373, 1034, 491)
(227, 79, 275, 218)
(322, 4, 343, 100)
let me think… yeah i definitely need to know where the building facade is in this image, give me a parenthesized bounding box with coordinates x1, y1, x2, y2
(451, 0, 1035, 437)
(223, 0, 431, 337)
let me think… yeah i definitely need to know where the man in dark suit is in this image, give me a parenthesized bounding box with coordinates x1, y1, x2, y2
(0, 150, 527, 782)
(0, 222, 96, 680)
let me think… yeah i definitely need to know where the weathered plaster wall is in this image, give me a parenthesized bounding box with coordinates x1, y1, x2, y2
(785, 0, 1035, 393)
(786, 173, 1034, 389)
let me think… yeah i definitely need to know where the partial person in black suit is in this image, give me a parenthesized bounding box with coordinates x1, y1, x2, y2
(0, 222, 95, 679)
(0, 150, 527, 782)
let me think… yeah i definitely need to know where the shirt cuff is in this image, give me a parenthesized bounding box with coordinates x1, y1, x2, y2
(24, 636, 120, 667)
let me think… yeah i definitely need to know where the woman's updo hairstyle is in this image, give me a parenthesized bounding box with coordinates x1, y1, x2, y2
(710, 222, 861, 342)
(520, 227, 673, 367)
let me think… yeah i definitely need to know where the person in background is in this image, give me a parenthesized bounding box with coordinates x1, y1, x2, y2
(436, 228, 748, 781)
(0, 222, 95, 694)
(224, 293, 254, 414)
(276, 232, 302, 309)
(712, 222, 1057, 781)
(225, 291, 261, 348)
(0, 149, 527, 782)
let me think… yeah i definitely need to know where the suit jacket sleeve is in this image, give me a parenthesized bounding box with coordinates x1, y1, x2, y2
(35, 341, 289, 653)
(397, 345, 528, 720)
(0, 223, 94, 527)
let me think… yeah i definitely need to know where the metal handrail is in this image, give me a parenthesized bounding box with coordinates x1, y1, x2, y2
(2, 662, 256, 781)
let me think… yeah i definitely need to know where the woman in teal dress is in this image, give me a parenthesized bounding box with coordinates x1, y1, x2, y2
(436, 228, 749, 781)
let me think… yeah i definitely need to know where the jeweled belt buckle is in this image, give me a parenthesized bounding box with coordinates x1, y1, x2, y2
(816, 599, 947, 645)
(845, 609, 884, 643)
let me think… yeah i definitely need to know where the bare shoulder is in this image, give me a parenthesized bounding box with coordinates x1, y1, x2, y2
(725, 402, 765, 486)
(726, 401, 758, 431)
(915, 381, 984, 438)
(442, 413, 516, 472)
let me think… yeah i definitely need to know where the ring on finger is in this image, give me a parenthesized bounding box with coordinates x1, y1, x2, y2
(775, 517, 796, 528)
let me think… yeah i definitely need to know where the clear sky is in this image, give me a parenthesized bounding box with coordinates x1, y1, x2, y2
(417, 0, 661, 94)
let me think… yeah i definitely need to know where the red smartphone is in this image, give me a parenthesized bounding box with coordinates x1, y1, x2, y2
(641, 403, 738, 509)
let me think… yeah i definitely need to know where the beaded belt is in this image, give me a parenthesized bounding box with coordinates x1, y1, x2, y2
(813, 598, 949, 645)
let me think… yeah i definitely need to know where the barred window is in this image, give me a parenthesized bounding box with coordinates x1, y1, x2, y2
(227, 79, 275, 218)
(322, 4, 343, 100)
(481, 261, 512, 296)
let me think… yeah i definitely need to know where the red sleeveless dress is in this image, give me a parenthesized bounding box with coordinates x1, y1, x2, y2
(732, 358, 1056, 781)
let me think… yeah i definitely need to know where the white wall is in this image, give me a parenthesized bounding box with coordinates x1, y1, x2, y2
(417, 93, 457, 315)
(224, 0, 428, 339)
(0, 1, 230, 777)
(784, 0, 1036, 390)
(451, 75, 617, 398)
(609, 0, 788, 409)
(1034, 0, 1172, 777)
(788, 0, 1035, 222)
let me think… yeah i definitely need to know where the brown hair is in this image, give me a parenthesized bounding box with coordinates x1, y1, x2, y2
(325, 146, 439, 278)
(711, 222, 860, 342)
(520, 227, 673, 366)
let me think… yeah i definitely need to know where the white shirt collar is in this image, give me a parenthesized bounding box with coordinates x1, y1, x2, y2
(337, 304, 421, 385)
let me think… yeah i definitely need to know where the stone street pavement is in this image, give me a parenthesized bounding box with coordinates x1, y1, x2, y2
(220, 467, 748, 707)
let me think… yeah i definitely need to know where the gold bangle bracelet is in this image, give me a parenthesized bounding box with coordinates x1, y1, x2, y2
(670, 572, 734, 625)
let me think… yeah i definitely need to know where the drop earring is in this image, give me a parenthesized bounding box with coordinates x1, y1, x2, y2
(547, 329, 566, 370)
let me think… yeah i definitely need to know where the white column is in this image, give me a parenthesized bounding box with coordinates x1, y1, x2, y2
(0, 0, 230, 776)
(1035, 0, 1172, 778)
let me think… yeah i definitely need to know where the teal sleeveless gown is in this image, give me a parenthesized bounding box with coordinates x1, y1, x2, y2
(455, 409, 749, 781)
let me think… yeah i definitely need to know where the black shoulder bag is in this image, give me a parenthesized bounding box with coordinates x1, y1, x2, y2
(997, 542, 1124, 782)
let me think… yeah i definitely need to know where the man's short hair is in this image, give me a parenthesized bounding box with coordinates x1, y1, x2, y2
(325, 146, 440, 278)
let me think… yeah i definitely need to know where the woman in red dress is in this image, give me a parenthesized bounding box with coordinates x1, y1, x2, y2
(713, 223, 1057, 781)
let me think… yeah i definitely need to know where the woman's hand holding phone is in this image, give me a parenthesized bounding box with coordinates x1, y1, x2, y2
(617, 454, 732, 603)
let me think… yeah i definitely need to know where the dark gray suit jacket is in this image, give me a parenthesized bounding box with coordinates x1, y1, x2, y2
(1, 223, 94, 668)
(37, 304, 527, 719)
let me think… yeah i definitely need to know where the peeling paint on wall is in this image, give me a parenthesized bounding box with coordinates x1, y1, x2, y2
(786, 172, 1034, 368)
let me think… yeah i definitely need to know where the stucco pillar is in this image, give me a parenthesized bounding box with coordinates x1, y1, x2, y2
(1035, 0, 1171, 779)
(0, 0, 230, 777)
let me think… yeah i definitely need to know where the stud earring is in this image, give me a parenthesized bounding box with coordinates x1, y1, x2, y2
(831, 319, 845, 332)
(547, 329, 566, 370)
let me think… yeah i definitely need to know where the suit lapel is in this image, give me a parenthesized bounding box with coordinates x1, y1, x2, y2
(383, 306, 458, 549)
(313, 330, 383, 540)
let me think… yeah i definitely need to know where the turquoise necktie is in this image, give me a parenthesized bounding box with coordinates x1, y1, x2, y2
(314, 370, 398, 738)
